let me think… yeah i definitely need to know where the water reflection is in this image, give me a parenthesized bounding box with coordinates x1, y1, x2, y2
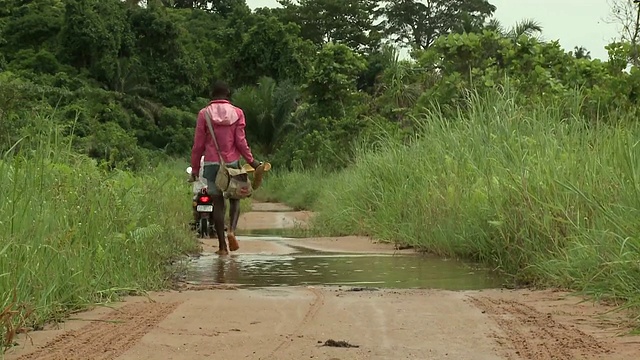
(235, 228, 308, 238)
(185, 252, 502, 290)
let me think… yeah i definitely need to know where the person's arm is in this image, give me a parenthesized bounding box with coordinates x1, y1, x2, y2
(234, 109, 260, 168)
(190, 111, 206, 176)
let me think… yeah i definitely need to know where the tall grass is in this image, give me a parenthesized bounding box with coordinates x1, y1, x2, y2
(262, 88, 640, 313)
(0, 125, 198, 350)
(255, 170, 327, 210)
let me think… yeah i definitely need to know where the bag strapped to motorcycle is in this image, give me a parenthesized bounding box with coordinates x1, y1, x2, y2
(203, 110, 253, 199)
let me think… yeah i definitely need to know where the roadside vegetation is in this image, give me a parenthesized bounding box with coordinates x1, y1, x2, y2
(2, 0, 640, 350)
(259, 89, 640, 310)
(0, 126, 198, 348)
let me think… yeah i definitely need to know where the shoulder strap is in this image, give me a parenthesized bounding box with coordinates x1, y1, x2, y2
(203, 109, 226, 164)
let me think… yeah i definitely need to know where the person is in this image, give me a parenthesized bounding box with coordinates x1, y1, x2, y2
(190, 81, 264, 255)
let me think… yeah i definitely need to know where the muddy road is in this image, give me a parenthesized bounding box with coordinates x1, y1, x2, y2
(5, 202, 640, 360)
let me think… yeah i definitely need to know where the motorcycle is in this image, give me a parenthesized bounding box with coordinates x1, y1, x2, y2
(186, 166, 219, 238)
(185, 161, 271, 238)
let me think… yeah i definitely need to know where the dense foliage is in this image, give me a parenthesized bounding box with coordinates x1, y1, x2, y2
(3, 0, 640, 345)
(3, 0, 639, 171)
(0, 0, 525, 168)
(251, 0, 640, 316)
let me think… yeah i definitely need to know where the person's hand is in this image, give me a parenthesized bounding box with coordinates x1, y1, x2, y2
(250, 160, 263, 170)
(188, 173, 197, 183)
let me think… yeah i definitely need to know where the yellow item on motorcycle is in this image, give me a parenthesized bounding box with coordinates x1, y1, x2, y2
(241, 162, 271, 172)
(254, 162, 269, 189)
(238, 162, 270, 190)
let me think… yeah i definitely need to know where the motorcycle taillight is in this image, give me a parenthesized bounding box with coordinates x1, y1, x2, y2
(200, 196, 210, 203)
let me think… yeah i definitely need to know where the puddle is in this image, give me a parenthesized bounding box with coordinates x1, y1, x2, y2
(248, 203, 294, 212)
(184, 248, 503, 290)
(235, 228, 308, 238)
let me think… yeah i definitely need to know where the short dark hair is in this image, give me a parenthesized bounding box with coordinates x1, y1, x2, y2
(210, 80, 230, 99)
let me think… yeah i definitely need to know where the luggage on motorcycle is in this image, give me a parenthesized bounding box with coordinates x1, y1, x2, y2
(203, 111, 253, 200)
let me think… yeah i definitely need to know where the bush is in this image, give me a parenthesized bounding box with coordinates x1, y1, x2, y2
(261, 88, 640, 310)
(255, 169, 326, 211)
(0, 124, 198, 348)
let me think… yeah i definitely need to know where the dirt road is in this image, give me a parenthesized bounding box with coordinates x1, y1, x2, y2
(5, 202, 640, 360)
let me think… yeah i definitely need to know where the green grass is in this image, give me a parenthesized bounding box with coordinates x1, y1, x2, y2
(0, 126, 200, 350)
(259, 88, 640, 317)
(255, 170, 326, 211)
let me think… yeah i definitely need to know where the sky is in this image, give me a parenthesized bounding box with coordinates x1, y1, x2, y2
(245, 0, 622, 60)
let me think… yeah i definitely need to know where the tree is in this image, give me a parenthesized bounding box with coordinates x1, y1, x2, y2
(383, 0, 496, 50)
(373, 46, 421, 121)
(0, 0, 65, 57)
(58, 0, 133, 82)
(306, 43, 367, 116)
(573, 46, 591, 60)
(605, 0, 640, 65)
(227, 15, 313, 87)
(106, 57, 161, 124)
(275, 0, 384, 52)
(231, 77, 300, 155)
(127, 5, 199, 106)
(485, 18, 543, 40)
(161, 0, 250, 17)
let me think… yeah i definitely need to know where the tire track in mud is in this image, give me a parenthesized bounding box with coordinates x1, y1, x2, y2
(467, 296, 610, 360)
(16, 301, 180, 360)
(262, 287, 325, 359)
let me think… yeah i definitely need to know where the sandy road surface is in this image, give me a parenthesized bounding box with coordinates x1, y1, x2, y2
(5, 202, 640, 360)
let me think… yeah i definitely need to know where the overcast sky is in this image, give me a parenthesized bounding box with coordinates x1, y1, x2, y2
(245, 0, 621, 60)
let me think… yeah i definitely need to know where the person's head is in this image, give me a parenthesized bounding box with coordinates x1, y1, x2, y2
(210, 80, 231, 100)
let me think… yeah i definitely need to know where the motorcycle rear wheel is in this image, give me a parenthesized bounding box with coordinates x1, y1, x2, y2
(198, 217, 209, 238)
